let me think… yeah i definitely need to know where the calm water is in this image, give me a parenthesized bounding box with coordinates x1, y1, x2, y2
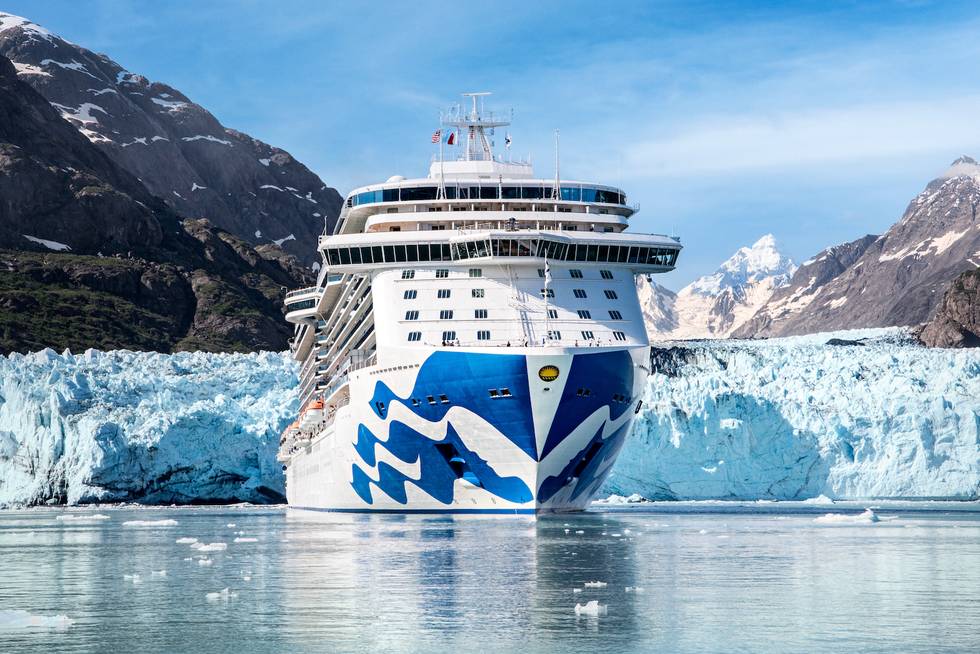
(1, 503, 979, 653)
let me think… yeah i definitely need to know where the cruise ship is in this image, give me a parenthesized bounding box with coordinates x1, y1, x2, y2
(278, 93, 681, 513)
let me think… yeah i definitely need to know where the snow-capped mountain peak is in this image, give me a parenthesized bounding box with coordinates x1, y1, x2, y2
(937, 155, 980, 182)
(686, 234, 797, 297)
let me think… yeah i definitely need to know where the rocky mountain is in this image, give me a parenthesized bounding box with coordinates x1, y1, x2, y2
(0, 52, 312, 355)
(638, 234, 797, 339)
(916, 268, 980, 348)
(0, 13, 341, 267)
(733, 156, 980, 339)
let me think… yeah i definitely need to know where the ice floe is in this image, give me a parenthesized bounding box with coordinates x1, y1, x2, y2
(574, 600, 607, 616)
(122, 520, 179, 527)
(0, 609, 74, 629)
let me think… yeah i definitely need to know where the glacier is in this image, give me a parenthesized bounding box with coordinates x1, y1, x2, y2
(2, 330, 979, 506)
(604, 328, 980, 501)
(0, 348, 298, 506)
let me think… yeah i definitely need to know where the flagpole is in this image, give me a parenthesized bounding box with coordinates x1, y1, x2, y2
(544, 258, 551, 346)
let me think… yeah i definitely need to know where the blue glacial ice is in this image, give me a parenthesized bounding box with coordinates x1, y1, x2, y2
(2, 328, 979, 506)
(603, 328, 980, 501)
(0, 348, 298, 506)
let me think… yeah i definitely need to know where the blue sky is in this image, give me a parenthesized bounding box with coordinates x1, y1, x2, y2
(7, 1, 980, 289)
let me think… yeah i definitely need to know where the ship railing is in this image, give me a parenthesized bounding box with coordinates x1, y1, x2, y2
(425, 338, 623, 348)
(285, 286, 319, 300)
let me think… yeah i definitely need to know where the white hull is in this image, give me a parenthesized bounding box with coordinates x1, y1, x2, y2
(285, 346, 649, 514)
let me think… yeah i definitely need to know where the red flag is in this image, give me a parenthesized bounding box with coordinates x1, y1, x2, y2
(447, 132, 455, 145)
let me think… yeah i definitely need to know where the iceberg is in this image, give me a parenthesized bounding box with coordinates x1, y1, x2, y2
(0, 348, 299, 506)
(603, 328, 980, 501)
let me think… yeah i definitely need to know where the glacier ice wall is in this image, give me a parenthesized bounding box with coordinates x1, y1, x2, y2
(603, 329, 980, 501)
(0, 348, 298, 506)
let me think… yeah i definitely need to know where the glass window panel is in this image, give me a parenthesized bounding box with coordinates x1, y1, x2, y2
(372, 246, 383, 263)
(466, 241, 479, 258)
(442, 244, 451, 260)
(383, 245, 395, 262)
(479, 186, 498, 199)
(360, 246, 372, 264)
(406, 244, 418, 262)
(576, 245, 588, 262)
(597, 245, 609, 262)
(617, 246, 628, 263)
(349, 247, 362, 264)
(637, 247, 649, 264)
(587, 245, 598, 262)
(339, 248, 351, 265)
(328, 249, 340, 266)
(416, 244, 430, 261)
(627, 247, 638, 263)
(383, 189, 399, 202)
(394, 245, 406, 262)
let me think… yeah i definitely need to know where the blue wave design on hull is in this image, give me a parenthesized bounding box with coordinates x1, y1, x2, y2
(351, 421, 532, 505)
(354, 349, 637, 508)
(368, 352, 536, 459)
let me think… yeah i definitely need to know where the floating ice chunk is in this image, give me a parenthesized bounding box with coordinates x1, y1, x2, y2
(151, 570, 166, 576)
(56, 513, 109, 521)
(572, 588, 582, 593)
(584, 581, 606, 588)
(183, 558, 193, 561)
(206, 588, 238, 601)
(564, 529, 569, 533)
(718, 535, 729, 539)
(227, 524, 236, 527)
(198, 542, 227, 551)
(234, 537, 257, 543)
(123, 574, 140, 583)
(199, 558, 212, 566)
(813, 509, 881, 524)
(625, 587, 645, 593)
(190, 542, 205, 549)
(575, 530, 584, 534)
(0, 609, 74, 629)
(804, 495, 835, 505)
(574, 600, 607, 616)
(243, 576, 251, 581)
(122, 520, 179, 527)
(611, 533, 621, 537)
(699, 529, 707, 534)
(176, 537, 198, 544)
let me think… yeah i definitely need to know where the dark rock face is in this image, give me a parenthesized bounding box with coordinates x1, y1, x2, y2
(0, 51, 313, 355)
(916, 268, 980, 348)
(734, 157, 980, 338)
(0, 14, 341, 267)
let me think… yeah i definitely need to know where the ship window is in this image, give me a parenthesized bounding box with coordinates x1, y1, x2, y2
(627, 247, 638, 263)
(437, 289, 451, 299)
(350, 248, 362, 264)
(548, 331, 561, 340)
(548, 309, 557, 319)
(360, 247, 373, 264)
(477, 331, 490, 340)
(371, 245, 382, 263)
(541, 289, 555, 298)
(472, 289, 484, 298)
(583, 389, 591, 397)
(581, 331, 594, 340)
(600, 269, 614, 279)
(383, 245, 395, 262)
(538, 269, 545, 278)
(339, 248, 351, 265)
(404, 290, 417, 299)
(570, 269, 583, 278)
(577, 310, 592, 319)
(411, 398, 420, 407)
(597, 247, 609, 263)
(442, 331, 456, 341)
(604, 227, 613, 233)
(475, 309, 487, 319)
(442, 244, 451, 260)
(376, 401, 385, 412)
(327, 249, 339, 266)
(576, 245, 588, 262)
(604, 290, 618, 299)
(436, 269, 449, 278)
(499, 388, 512, 397)
(407, 244, 418, 262)
(573, 289, 587, 298)
(439, 394, 450, 404)
(407, 331, 421, 341)
(401, 187, 438, 201)
(469, 268, 482, 277)
(440, 310, 454, 320)
(405, 311, 419, 320)
(394, 245, 406, 262)
(453, 243, 467, 260)
(575, 388, 584, 396)
(387, 208, 399, 213)
(401, 270, 415, 279)
(613, 331, 627, 341)
(417, 244, 430, 261)
(638, 247, 649, 263)
(489, 389, 500, 398)
(427, 395, 436, 405)
(609, 310, 623, 320)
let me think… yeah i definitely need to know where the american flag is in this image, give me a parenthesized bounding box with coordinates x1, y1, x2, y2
(431, 129, 441, 143)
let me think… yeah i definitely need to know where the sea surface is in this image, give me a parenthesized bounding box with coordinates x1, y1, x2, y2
(1, 502, 979, 653)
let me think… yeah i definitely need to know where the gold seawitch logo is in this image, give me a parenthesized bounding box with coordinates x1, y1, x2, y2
(538, 365, 560, 382)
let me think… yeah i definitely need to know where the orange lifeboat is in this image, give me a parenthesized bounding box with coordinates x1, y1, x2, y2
(299, 399, 324, 429)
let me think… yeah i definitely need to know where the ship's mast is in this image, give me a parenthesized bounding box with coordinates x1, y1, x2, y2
(440, 92, 512, 164)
